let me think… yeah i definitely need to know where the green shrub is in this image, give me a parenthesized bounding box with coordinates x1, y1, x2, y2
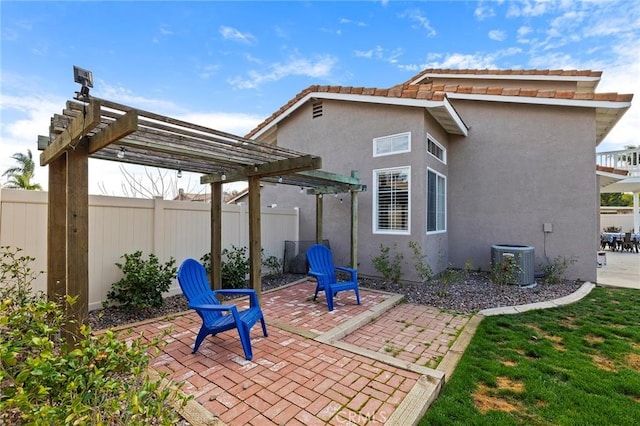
(0, 246, 43, 306)
(490, 254, 523, 285)
(371, 244, 404, 283)
(539, 255, 578, 284)
(201, 245, 251, 289)
(408, 241, 433, 283)
(0, 246, 188, 425)
(106, 251, 177, 310)
(262, 253, 284, 276)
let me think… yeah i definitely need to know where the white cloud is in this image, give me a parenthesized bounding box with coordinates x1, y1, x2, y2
(517, 25, 533, 43)
(474, 2, 496, 20)
(198, 64, 221, 80)
(507, 0, 552, 18)
(399, 9, 437, 37)
(219, 26, 256, 44)
(489, 30, 507, 41)
(177, 111, 264, 137)
(339, 18, 367, 27)
(419, 48, 522, 70)
(354, 46, 403, 64)
(227, 54, 338, 89)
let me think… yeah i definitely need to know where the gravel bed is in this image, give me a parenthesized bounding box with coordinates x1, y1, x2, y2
(88, 272, 584, 330)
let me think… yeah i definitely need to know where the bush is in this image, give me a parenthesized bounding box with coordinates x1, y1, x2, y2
(106, 251, 177, 310)
(539, 255, 578, 284)
(490, 254, 523, 285)
(371, 244, 404, 283)
(408, 241, 433, 283)
(262, 253, 284, 276)
(0, 246, 188, 425)
(201, 245, 250, 289)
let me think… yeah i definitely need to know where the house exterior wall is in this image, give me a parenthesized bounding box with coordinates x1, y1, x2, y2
(260, 94, 598, 283)
(447, 100, 597, 282)
(259, 100, 451, 280)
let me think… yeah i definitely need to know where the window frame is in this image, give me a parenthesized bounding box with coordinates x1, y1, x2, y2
(426, 133, 446, 164)
(426, 168, 446, 234)
(372, 166, 411, 235)
(373, 132, 411, 157)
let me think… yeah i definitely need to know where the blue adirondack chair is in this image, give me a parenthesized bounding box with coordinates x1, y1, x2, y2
(306, 244, 360, 311)
(177, 258, 267, 360)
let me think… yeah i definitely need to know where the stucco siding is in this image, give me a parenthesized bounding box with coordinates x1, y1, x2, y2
(447, 101, 597, 282)
(260, 100, 450, 280)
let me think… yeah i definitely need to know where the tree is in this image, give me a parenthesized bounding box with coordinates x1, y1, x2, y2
(1, 149, 42, 190)
(601, 192, 633, 207)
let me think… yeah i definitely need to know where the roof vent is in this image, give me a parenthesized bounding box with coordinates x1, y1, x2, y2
(312, 101, 323, 119)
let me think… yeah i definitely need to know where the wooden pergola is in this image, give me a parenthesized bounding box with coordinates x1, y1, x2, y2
(38, 96, 364, 335)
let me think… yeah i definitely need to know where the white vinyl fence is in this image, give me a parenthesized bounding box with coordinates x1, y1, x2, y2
(0, 188, 299, 310)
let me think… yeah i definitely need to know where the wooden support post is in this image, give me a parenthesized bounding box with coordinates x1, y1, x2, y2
(248, 176, 261, 299)
(210, 182, 222, 290)
(65, 141, 89, 340)
(350, 171, 359, 270)
(316, 194, 323, 244)
(47, 155, 67, 304)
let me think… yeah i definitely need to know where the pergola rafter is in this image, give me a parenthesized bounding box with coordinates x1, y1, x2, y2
(38, 96, 364, 339)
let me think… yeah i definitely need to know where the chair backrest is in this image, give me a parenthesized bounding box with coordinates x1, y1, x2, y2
(306, 244, 337, 284)
(624, 232, 632, 242)
(178, 259, 223, 324)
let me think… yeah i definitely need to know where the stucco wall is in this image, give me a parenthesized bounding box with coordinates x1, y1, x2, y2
(260, 97, 598, 283)
(259, 99, 450, 280)
(447, 101, 597, 282)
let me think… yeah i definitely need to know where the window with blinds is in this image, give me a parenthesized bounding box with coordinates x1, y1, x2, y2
(373, 132, 410, 157)
(427, 169, 446, 233)
(373, 167, 410, 234)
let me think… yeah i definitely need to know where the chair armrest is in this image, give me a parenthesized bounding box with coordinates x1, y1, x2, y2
(188, 303, 237, 313)
(335, 266, 357, 281)
(212, 289, 260, 308)
(308, 270, 326, 278)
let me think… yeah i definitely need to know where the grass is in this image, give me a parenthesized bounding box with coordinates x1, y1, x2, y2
(421, 287, 640, 425)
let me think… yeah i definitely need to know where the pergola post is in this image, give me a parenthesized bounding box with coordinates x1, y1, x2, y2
(47, 155, 67, 304)
(210, 182, 222, 290)
(248, 176, 262, 298)
(350, 170, 359, 269)
(316, 194, 323, 243)
(65, 141, 89, 339)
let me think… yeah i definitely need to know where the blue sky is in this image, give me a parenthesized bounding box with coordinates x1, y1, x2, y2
(1, 0, 639, 195)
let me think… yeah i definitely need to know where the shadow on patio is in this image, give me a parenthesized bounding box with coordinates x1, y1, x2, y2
(120, 280, 472, 425)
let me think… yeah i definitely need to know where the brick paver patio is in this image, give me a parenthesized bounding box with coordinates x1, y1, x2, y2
(120, 280, 471, 425)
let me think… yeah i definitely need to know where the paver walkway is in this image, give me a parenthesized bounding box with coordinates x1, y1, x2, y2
(120, 280, 471, 425)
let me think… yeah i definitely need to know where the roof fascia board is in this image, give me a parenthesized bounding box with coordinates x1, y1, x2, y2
(410, 73, 601, 85)
(441, 96, 469, 136)
(253, 92, 467, 139)
(446, 92, 632, 109)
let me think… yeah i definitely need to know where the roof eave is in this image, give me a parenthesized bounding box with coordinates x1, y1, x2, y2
(251, 92, 469, 140)
(446, 93, 632, 145)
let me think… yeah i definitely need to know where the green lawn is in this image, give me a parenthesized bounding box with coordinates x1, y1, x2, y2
(422, 287, 640, 425)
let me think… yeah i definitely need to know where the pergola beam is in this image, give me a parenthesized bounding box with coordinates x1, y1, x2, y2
(40, 101, 101, 166)
(200, 155, 322, 184)
(88, 109, 138, 154)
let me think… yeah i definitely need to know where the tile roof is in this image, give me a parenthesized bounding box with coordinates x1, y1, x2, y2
(405, 68, 604, 85)
(246, 69, 633, 139)
(596, 165, 629, 176)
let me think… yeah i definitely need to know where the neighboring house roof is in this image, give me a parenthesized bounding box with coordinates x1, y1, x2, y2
(174, 188, 211, 202)
(225, 187, 249, 204)
(597, 165, 630, 188)
(247, 68, 632, 145)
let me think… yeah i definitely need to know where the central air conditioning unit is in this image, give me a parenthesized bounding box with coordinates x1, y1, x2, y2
(491, 244, 536, 286)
